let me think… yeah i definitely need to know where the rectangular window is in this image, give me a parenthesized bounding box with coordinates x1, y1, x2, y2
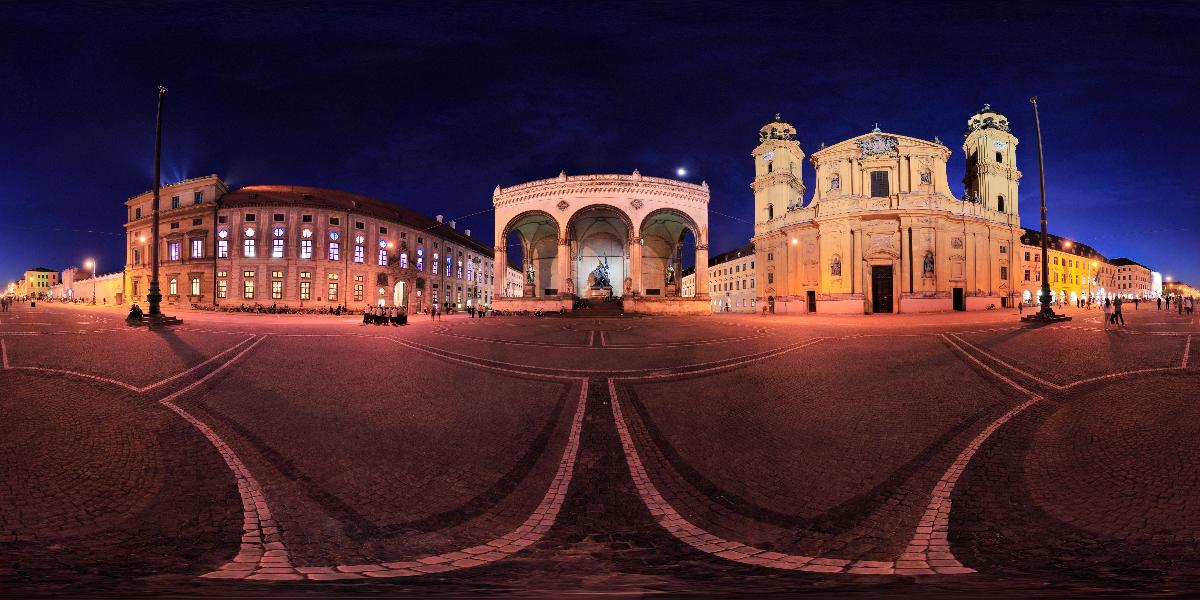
(194, 191, 203, 205)
(1024, 251, 1030, 261)
(271, 280, 283, 300)
(218, 215, 228, 224)
(301, 239, 313, 259)
(244, 238, 256, 258)
(300, 281, 311, 300)
(329, 217, 340, 225)
(169, 278, 177, 295)
(170, 222, 180, 229)
(171, 196, 180, 209)
(355, 221, 364, 229)
(378, 249, 388, 266)
(245, 213, 256, 222)
(354, 284, 364, 301)
(274, 213, 284, 222)
(328, 242, 340, 260)
(432, 253, 439, 275)
(1000, 245, 1007, 254)
(217, 279, 227, 298)
(1000, 266, 1009, 280)
(1024, 270, 1031, 281)
(135, 207, 142, 219)
(270, 238, 283, 258)
(191, 239, 203, 258)
(870, 171, 889, 197)
(302, 214, 313, 223)
(354, 245, 364, 263)
(379, 227, 387, 234)
(271, 270, 283, 278)
(328, 274, 339, 300)
(400, 253, 408, 269)
(768, 272, 774, 284)
(168, 241, 180, 261)
(192, 218, 203, 226)
(217, 239, 229, 258)
(243, 271, 255, 299)
(191, 277, 201, 296)
(133, 249, 141, 265)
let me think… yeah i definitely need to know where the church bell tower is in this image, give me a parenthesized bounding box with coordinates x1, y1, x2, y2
(963, 104, 1020, 218)
(751, 114, 805, 225)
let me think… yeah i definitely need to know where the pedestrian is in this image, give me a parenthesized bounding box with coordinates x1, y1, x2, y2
(1019, 300, 1024, 317)
(1103, 297, 1112, 330)
(1179, 296, 1184, 315)
(1114, 296, 1126, 327)
(1187, 296, 1195, 316)
(1158, 297, 1163, 310)
(1134, 298, 1139, 310)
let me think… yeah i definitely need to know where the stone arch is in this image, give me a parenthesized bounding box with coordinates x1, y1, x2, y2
(567, 204, 635, 297)
(502, 210, 561, 297)
(638, 208, 702, 297)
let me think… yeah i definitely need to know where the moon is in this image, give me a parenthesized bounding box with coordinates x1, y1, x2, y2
(676, 167, 687, 177)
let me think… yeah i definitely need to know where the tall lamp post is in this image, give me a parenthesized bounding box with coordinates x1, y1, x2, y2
(147, 86, 166, 317)
(1028, 96, 1068, 322)
(84, 258, 96, 304)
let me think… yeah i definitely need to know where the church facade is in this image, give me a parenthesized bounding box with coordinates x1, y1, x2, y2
(751, 107, 1023, 313)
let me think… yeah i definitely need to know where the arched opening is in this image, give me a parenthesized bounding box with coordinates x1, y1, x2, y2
(502, 211, 559, 298)
(639, 209, 699, 297)
(393, 281, 408, 308)
(569, 205, 632, 298)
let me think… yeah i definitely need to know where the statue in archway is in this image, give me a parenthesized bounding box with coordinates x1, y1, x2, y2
(591, 259, 611, 289)
(565, 277, 575, 295)
(526, 262, 536, 284)
(923, 250, 935, 277)
(666, 262, 676, 284)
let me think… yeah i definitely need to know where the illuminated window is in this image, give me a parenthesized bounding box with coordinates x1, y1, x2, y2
(300, 270, 311, 300)
(217, 240, 228, 258)
(400, 252, 408, 269)
(456, 260, 463, 279)
(301, 239, 313, 259)
(328, 242, 339, 260)
(328, 273, 339, 299)
(171, 196, 180, 209)
(378, 249, 388, 266)
(271, 280, 283, 300)
(243, 271, 255, 299)
(169, 278, 177, 295)
(446, 255, 452, 276)
(168, 241, 180, 261)
(353, 283, 364, 301)
(432, 252, 439, 275)
(354, 244, 364, 263)
(217, 277, 227, 298)
(191, 239, 203, 258)
(416, 248, 424, 272)
(244, 229, 256, 257)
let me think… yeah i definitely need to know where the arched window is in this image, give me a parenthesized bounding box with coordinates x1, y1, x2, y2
(997, 195, 1006, 213)
(767, 204, 774, 220)
(995, 151, 1003, 163)
(416, 247, 424, 272)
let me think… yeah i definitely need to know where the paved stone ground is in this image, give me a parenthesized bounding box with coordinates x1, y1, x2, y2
(1, 302, 1198, 597)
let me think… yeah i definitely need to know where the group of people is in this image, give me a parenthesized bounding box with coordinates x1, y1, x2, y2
(0, 296, 14, 312)
(1163, 295, 1195, 316)
(363, 304, 408, 326)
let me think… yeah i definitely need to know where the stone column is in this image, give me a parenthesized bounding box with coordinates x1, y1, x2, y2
(493, 246, 506, 299)
(695, 244, 710, 299)
(630, 236, 643, 295)
(557, 236, 571, 297)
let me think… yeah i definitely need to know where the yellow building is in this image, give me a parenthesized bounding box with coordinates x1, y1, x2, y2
(751, 107, 1021, 313)
(1016, 230, 1114, 306)
(22, 267, 59, 299)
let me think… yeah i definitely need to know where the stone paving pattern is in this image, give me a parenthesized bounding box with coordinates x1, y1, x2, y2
(1, 303, 1199, 597)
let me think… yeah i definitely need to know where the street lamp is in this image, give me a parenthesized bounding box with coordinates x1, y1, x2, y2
(84, 258, 96, 304)
(1027, 96, 1068, 322)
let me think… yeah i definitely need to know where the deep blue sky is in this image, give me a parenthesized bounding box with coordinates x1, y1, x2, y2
(2, 1, 1197, 285)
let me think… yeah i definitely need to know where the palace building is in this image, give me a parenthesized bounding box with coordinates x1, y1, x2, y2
(124, 175, 494, 311)
(680, 243, 757, 313)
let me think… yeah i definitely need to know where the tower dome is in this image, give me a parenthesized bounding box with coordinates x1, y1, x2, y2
(759, 113, 797, 143)
(967, 104, 1010, 133)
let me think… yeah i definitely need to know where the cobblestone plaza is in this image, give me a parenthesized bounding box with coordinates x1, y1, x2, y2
(2, 304, 1198, 597)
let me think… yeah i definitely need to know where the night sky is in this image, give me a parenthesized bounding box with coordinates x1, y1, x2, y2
(2, 1, 1197, 285)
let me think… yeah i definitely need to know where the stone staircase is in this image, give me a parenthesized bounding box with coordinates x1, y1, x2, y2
(576, 298, 624, 317)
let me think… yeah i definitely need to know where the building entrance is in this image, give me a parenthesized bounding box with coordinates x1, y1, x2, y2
(871, 266, 893, 313)
(953, 287, 965, 311)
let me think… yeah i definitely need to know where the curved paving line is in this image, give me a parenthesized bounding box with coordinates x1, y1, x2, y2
(0, 335, 256, 393)
(606, 335, 1048, 576)
(191, 337, 590, 581)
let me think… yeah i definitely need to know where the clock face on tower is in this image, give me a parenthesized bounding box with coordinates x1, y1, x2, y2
(992, 140, 1007, 150)
(762, 150, 775, 161)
